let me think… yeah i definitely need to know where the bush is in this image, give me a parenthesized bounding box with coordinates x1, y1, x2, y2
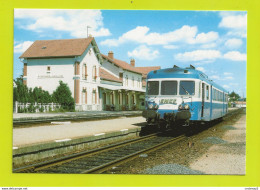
(52, 81, 75, 111)
(13, 77, 53, 104)
(39, 106, 44, 112)
(13, 78, 75, 112)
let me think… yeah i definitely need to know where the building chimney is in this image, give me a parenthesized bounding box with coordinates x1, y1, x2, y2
(108, 51, 114, 59)
(130, 59, 135, 67)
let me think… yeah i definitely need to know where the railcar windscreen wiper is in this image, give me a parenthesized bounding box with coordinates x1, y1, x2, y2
(179, 81, 195, 95)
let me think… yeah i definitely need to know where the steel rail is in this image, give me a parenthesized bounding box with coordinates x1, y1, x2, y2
(13, 108, 243, 173)
(13, 131, 161, 173)
(81, 135, 186, 174)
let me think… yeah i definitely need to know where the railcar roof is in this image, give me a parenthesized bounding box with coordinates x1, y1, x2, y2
(147, 66, 228, 93)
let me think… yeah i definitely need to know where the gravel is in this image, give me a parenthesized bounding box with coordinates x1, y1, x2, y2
(111, 109, 246, 175)
(142, 164, 203, 175)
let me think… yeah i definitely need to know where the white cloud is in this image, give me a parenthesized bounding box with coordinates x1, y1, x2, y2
(225, 76, 234, 80)
(201, 43, 217, 49)
(225, 38, 243, 49)
(219, 13, 247, 38)
(210, 75, 233, 82)
(229, 83, 239, 86)
(227, 31, 247, 38)
(14, 9, 111, 38)
(175, 49, 246, 63)
(219, 14, 247, 29)
(223, 51, 247, 61)
(163, 45, 178, 49)
(224, 72, 233, 76)
(175, 50, 221, 62)
(127, 45, 159, 60)
(188, 32, 219, 44)
(223, 85, 230, 89)
(211, 75, 220, 80)
(102, 25, 198, 46)
(196, 67, 206, 72)
(101, 25, 219, 47)
(14, 41, 34, 53)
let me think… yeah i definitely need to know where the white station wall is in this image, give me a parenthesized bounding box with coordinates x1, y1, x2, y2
(26, 58, 75, 96)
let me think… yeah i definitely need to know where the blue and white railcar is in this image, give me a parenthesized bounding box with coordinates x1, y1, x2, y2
(142, 65, 228, 129)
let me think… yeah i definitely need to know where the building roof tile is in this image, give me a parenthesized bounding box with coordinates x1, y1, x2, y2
(99, 68, 122, 83)
(135, 66, 161, 75)
(101, 54, 143, 74)
(20, 37, 94, 58)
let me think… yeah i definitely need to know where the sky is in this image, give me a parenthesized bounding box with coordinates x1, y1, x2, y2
(13, 9, 247, 97)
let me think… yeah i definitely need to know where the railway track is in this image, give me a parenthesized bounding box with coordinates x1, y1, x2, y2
(13, 131, 185, 174)
(13, 108, 243, 174)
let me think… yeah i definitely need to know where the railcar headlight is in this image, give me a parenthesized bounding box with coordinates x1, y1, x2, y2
(148, 103, 154, 109)
(184, 104, 190, 110)
(154, 104, 159, 110)
(178, 104, 183, 110)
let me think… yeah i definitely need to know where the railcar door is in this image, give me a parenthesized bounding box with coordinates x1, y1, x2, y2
(222, 92, 225, 116)
(201, 83, 205, 118)
(210, 85, 213, 120)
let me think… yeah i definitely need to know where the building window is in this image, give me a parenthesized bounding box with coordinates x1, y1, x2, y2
(126, 94, 129, 104)
(82, 91, 85, 104)
(126, 75, 128, 86)
(92, 66, 97, 81)
(132, 77, 134, 87)
(82, 64, 87, 79)
(82, 88, 87, 104)
(92, 89, 97, 104)
(119, 73, 123, 80)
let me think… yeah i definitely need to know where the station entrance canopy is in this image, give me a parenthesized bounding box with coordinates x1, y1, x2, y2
(98, 84, 145, 92)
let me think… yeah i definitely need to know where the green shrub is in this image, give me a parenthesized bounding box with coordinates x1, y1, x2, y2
(52, 81, 75, 112)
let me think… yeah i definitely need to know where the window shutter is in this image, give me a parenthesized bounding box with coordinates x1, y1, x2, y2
(85, 65, 88, 78)
(85, 91, 88, 104)
(95, 91, 97, 104)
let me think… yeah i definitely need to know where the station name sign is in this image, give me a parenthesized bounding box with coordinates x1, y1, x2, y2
(38, 75, 64, 79)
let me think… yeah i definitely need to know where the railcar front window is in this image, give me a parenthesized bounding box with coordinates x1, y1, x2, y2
(161, 81, 177, 95)
(147, 81, 159, 95)
(179, 81, 195, 95)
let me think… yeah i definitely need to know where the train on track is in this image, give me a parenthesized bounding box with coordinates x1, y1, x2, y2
(142, 65, 228, 130)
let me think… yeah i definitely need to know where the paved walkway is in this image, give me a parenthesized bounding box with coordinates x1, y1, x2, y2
(13, 110, 142, 119)
(13, 116, 146, 147)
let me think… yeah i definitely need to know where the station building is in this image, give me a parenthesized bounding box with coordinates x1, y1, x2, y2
(20, 36, 160, 111)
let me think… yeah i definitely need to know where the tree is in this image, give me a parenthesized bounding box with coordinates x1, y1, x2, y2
(229, 91, 240, 102)
(13, 76, 29, 103)
(52, 81, 75, 111)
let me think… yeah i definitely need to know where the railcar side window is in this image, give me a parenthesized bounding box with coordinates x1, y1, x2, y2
(179, 81, 195, 95)
(147, 81, 159, 95)
(225, 94, 228, 102)
(161, 81, 177, 95)
(206, 85, 209, 100)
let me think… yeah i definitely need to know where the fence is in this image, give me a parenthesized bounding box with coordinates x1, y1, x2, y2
(13, 101, 61, 113)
